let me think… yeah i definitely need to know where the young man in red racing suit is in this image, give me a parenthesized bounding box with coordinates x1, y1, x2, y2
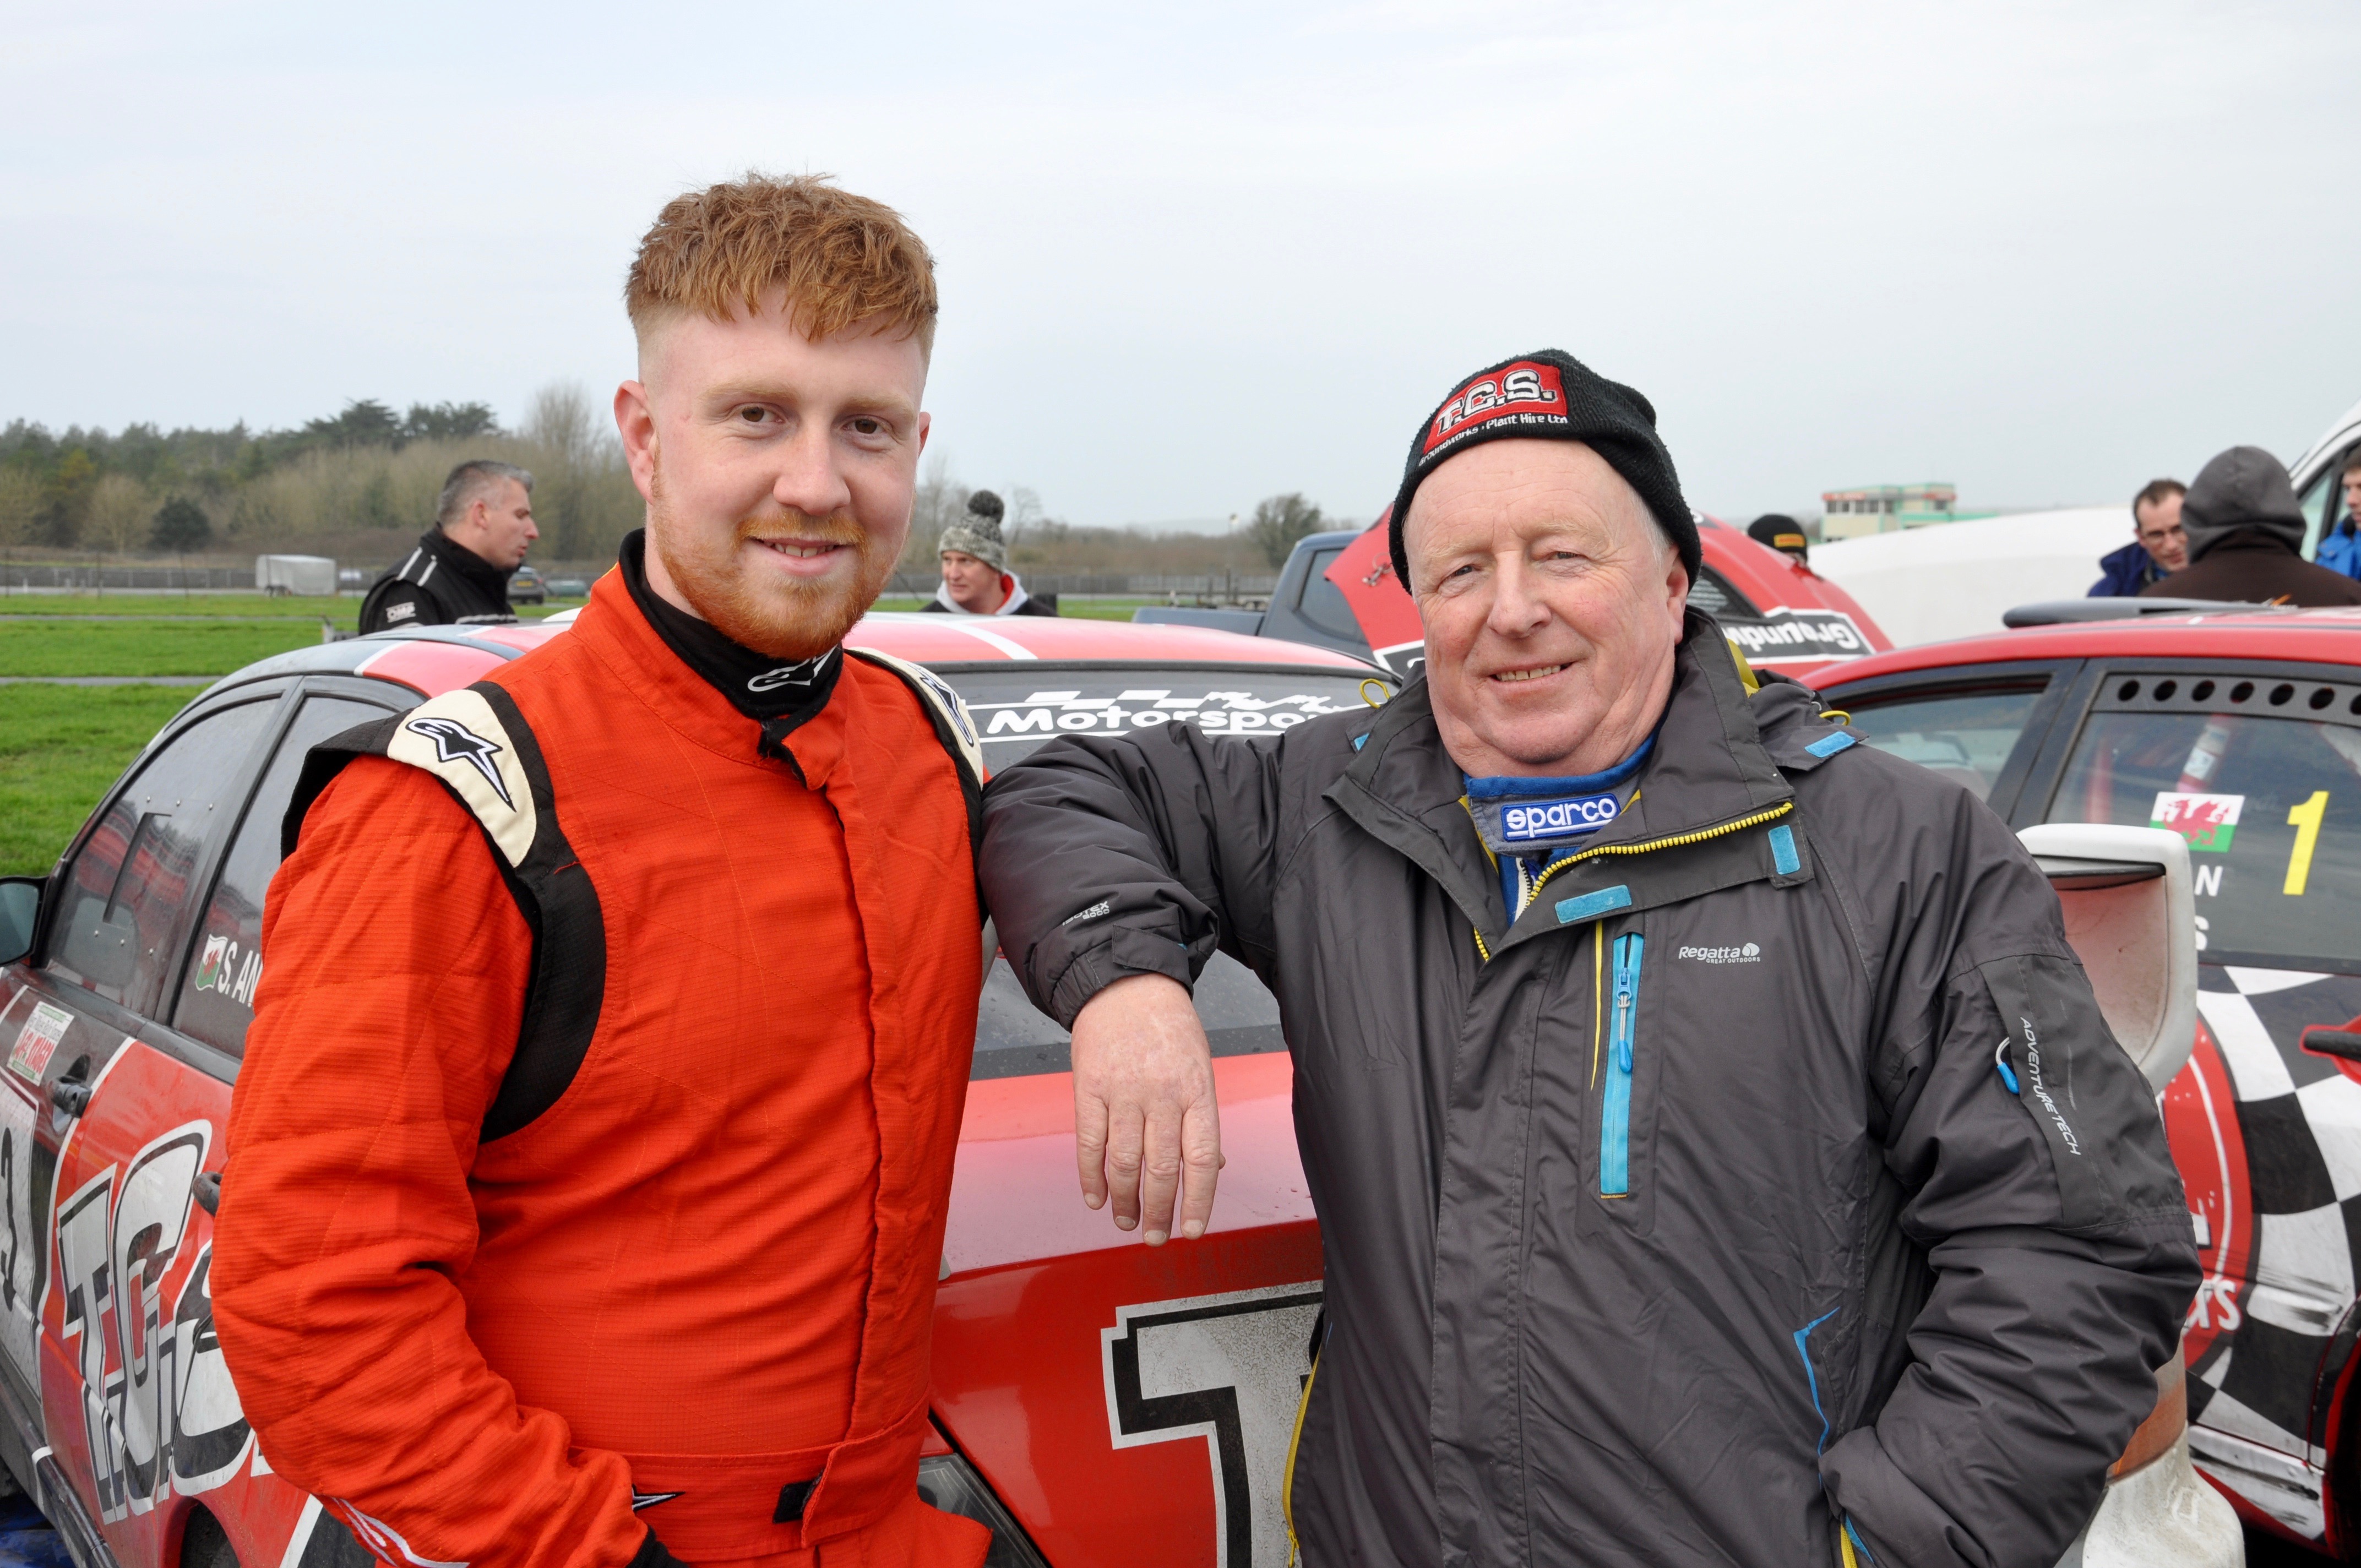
(213, 177, 991, 1568)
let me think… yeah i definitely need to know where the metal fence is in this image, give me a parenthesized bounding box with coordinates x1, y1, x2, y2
(0, 563, 254, 592)
(883, 570, 1279, 600)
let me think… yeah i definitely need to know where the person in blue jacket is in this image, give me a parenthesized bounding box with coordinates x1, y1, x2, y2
(2089, 477, 2186, 596)
(2316, 448, 2361, 581)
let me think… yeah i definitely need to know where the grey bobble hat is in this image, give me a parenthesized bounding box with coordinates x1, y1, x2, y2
(939, 489, 1008, 572)
(1389, 349, 1697, 591)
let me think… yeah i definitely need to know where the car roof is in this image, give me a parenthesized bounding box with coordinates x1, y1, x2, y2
(193, 605, 1381, 705)
(1815, 605, 2361, 685)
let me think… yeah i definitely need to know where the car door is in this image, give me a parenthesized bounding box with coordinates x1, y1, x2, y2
(0, 685, 286, 1539)
(2018, 656, 2361, 1542)
(12, 680, 407, 1568)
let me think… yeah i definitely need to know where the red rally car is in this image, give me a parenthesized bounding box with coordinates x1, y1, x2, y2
(1817, 606, 2361, 1559)
(0, 612, 1383, 1568)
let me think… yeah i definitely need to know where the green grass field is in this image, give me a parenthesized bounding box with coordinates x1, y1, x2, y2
(0, 685, 194, 875)
(0, 592, 364, 622)
(0, 588, 1137, 877)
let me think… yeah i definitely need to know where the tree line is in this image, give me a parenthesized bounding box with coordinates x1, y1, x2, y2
(0, 388, 640, 563)
(0, 391, 1352, 576)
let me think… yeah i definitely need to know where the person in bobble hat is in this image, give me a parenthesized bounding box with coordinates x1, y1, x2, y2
(924, 488, 1058, 616)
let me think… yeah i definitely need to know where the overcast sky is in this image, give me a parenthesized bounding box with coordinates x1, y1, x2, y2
(7, 1, 2358, 529)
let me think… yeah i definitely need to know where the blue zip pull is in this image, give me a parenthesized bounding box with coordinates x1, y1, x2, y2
(1993, 1039, 2021, 1095)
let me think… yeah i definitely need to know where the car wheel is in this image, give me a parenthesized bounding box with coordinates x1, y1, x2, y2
(180, 1507, 238, 1568)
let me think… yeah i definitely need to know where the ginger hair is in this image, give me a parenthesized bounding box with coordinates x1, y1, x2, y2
(625, 174, 937, 356)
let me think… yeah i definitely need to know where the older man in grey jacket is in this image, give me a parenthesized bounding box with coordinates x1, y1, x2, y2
(977, 350, 2197, 1567)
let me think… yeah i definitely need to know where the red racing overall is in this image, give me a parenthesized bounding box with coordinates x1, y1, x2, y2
(213, 568, 989, 1568)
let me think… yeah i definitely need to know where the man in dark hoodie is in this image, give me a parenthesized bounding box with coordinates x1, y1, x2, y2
(2141, 445, 2361, 607)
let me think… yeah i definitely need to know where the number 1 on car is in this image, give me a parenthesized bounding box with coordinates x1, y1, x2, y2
(2286, 791, 2329, 896)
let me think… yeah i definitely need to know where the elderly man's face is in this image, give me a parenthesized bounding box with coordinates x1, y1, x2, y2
(1407, 440, 1689, 777)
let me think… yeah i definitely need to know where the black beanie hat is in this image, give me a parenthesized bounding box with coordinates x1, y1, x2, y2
(1389, 350, 1698, 591)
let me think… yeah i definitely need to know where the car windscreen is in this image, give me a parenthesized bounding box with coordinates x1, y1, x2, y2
(937, 662, 1380, 767)
(2044, 688, 2361, 972)
(937, 659, 1377, 1078)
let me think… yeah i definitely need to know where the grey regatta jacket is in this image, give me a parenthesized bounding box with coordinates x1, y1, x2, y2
(976, 613, 2199, 1568)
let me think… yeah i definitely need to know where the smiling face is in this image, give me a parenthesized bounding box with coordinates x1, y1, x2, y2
(615, 295, 929, 660)
(1405, 439, 1689, 777)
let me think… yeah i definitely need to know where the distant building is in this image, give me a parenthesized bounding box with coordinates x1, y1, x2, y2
(1819, 483, 1971, 540)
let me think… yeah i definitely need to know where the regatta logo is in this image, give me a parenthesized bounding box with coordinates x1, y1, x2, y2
(1424, 362, 1568, 456)
(1500, 793, 1619, 843)
(2019, 1017, 2081, 1157)
(1678, 943, 1761, 964)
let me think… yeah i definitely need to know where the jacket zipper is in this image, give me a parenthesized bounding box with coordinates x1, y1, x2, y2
(1468, 800, 1792, 962)
(1601, 930, 1644, 1197)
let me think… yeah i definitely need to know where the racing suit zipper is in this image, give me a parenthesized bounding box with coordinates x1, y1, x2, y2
(1601, 931, 1645, 1197)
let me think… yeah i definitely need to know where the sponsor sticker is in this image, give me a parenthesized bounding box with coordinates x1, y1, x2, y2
(972, 689, 1357, 746)
(2151, 792, 2243, 853)
(1719, 608, 1869, 664)
(1500, 793, 1620, 844)
(7, 1002, 70, 1085)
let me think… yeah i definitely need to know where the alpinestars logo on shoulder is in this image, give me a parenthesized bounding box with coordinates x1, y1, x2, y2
(406, 716, 513, 808)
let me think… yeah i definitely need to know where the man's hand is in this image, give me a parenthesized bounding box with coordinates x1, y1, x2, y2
(1070, 973, 1222, 1245)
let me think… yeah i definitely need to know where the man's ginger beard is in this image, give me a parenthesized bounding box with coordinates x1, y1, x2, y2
(645, 461, 895, 660)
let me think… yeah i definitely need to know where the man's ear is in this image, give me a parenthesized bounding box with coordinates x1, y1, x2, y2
(615, 380, 658, 502)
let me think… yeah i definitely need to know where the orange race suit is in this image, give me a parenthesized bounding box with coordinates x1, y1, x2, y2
(212, 549, 991, 1568)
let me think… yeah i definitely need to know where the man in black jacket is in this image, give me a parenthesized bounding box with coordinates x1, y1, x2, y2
(358, 460, 540, 631)
(2140, 445, 2361, 608)
(977, 350, 2197, 1567)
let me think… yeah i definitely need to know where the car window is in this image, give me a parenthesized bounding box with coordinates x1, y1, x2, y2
(973, 950, 1280, 1080)
(2046, 682, 2361, 971)
(1840, 684, 2048, 802)
(2296, 443, 2354, 559)
(942, 666, 1379, 766)
(1687, 568, 1759, 621)
(50, 698, 279, 1014)
(175, 694, 394, 1054)
(1293, 548, 1363, 641)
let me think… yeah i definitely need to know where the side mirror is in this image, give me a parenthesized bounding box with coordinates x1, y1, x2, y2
(0, 877, 42, 968)
(2016, 824, 2196, 1094)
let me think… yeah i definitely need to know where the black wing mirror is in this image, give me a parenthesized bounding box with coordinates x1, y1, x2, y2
(0, 878, 41, 967)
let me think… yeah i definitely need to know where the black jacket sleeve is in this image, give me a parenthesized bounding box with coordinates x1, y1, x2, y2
(359, 582, 436, 634)
(1816, 776, 2200, 1568)
(978, 722, 1289, 1027)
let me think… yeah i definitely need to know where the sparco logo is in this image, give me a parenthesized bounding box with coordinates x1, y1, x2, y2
(1501, 794, 1618, 842)
(2019, 1017, 2081, 1157)
(1678, 943, 1761, 964)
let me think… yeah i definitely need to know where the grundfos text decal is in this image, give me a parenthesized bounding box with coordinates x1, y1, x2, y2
(1719, 609, 1868, 663)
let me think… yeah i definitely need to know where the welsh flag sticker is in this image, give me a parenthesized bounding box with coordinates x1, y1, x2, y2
(2152, 792, 2244, 853)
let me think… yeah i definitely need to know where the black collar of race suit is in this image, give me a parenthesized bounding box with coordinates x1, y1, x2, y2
(617, 530, 844, 757)
(419, 527, 517, 608)
(1324, 609, 1840, 952)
